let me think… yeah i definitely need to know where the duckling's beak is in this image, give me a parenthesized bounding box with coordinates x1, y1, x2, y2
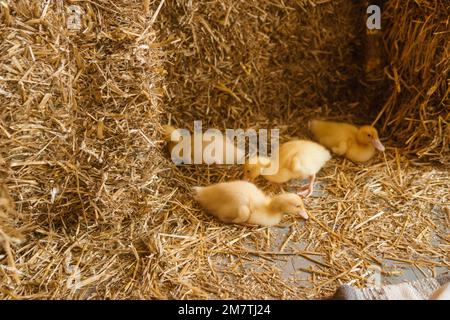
(372, 138, 385, 152)
(298, 210, 309, 220)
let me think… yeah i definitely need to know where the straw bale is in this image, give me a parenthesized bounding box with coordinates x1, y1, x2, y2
(159, 0, 368, 131)
(374, 0, 450, 163)
(1, 0, 166, 298)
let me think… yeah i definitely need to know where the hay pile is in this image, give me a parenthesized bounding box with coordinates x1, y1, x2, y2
(160, 0, 368, 131)
(0, 0, 448, 300)
(1, 0, 167, 298)
(375, 0, 450, 163)
(0, 181, 24, 286)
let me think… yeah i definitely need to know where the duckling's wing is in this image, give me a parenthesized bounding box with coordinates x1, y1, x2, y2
(212, 189, 252, 222)
(289, 145, 330, 176)
(289, 153, 305, 175)
(330, 139, 348, 155)
(230, 206, 251, 224)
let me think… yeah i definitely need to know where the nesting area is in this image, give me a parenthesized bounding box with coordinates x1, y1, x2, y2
(1, 0, 449, 299)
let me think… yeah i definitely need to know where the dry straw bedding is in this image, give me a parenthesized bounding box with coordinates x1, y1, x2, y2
(0, 0, 449, 299)
(375, 0, 449, 163)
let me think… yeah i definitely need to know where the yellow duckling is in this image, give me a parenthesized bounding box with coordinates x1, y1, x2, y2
(194, 180, 308, 227)
(309, 120, 385, 163)
(161, 125, 244, 164)
(243, 140, 331, 197)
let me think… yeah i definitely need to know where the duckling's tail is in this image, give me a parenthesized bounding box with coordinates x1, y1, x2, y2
(192, 186, 203, 200)
(308, 119, 317, 131)
(161, 124, 177, 141)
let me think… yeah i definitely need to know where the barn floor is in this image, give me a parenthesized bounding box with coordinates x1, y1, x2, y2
(152, 0, 449, 299)
(157, 118, 449, 299)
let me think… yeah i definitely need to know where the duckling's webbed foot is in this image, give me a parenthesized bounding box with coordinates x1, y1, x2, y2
(297, 186, 311, 197)
(297, 174, 315, 198)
